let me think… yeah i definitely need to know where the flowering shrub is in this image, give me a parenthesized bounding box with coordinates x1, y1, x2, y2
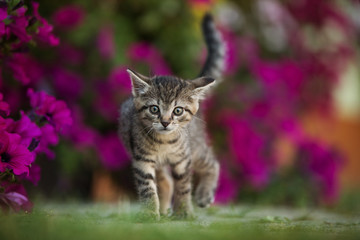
(0, 0, 71, 212)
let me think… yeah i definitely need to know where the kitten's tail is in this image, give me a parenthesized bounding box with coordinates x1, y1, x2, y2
(199, 13, 226, 81)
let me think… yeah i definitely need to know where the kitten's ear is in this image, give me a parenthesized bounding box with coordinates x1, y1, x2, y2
(190, 76, 216, 99)
(127, 68, 151, 96)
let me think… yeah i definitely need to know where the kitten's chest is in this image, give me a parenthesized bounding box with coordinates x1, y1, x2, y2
(149, 140, 187, 165)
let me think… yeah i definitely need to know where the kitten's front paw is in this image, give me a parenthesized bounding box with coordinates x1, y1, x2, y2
(195, 187, 215, 208)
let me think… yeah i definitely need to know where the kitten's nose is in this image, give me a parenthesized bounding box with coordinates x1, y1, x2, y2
(161, 121, 170, 128)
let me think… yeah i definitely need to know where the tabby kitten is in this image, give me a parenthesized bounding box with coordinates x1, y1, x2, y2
(118, 14, 225, 218)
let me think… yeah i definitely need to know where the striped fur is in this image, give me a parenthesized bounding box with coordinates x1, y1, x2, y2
(118, 14, 223, 219)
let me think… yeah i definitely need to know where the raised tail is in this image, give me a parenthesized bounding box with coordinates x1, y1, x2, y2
(199, 13, 226, 80)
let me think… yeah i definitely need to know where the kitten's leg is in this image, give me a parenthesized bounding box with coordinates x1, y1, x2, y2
(193, 149, 220, 208)
(156, 167, 173, 215)
(170, 157, 193, 217)
(132, 160, 160, 218)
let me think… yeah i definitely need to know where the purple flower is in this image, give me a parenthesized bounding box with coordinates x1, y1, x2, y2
(109, 66, 132, 93)
(5, 111, 42, 148)
(297, 140, 343, 204)
(96, 133, 130, 170)
(53, 68, 83, 100)
(0, 131, 34, 175)
(97, 25, 116, 60)
(35, 124, 59, 159)
(7, 6, 32, 43)
(62, 107, 98, 149)
(32, 2, 59, 46)
(57, 44, 84, 66)
(215, 166, 239, 204)
(6, 53, 44, 85)
(127, 42, 172, 75)
(52, 5, 85, 30)
(23, 164, 41, 186)
(27, 89, 72, 131)
(223, 113, 272, 189)
(0, 181, 32, 212)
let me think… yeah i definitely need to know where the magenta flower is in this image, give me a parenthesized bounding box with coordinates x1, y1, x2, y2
(127, 42, 172, 75)
(32, 2, 59, 46)
(27, 89, 72, 131)
(97, 25, 116, 60)
(6, 53, 44, 85)
(0, 131, 34, 175)
(52, 5, 85, 30)
(53, 68, 83, 100)
(62, 107, 98, 149)
(7, 6, 32, 43)
(5, 111, 42, 148)
(109, 66, 132, 93)
(297, 140, 343, 204)
(96, 133, 130, 170)
(215, 166, 239, 204)
(0, 181, 32, 212)
(22, 164, 41, 186)
(223, 113, 272, 189)
(35, 124, 59, 159)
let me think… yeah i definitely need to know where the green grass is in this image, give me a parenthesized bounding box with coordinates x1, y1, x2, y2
(1, 203, 359, 240)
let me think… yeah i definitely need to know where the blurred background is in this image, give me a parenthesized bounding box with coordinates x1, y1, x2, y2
(1, 0, 360, 212)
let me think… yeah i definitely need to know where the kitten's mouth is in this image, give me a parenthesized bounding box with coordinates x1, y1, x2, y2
(157, 128, 174, 134)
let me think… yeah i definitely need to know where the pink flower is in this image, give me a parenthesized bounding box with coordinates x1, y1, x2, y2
(97, 25, 116, 60)
(62, 107, 98, 149)
(96, 133, 130, 170)
(223, 114, 272, 189)
(27, 89, 72, 131)
(58, 44, 84, 65)
(215, 167, 239, 204)
(109, 66, 132, 93)
(0, 181, 32, 212)
(22, 164, 41, 186)
(94, 82, 119, 121)
(32, 2, 59, 46)
(35, 124, 59, 159)
(7, 6, 32, 43)
(297, 140, 343, 204)
(127, 42, 172, 75)
(52, 5, 85, 30)
(0, 131, 34, 175)
(53, 68, 83, 100)
(6, 53, 44, 85)
(5, 111, 42, 148)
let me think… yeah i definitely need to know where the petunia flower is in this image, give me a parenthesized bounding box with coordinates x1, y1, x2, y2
(32, 2, 59, 46)
(0, 131, 34, 175)
(35, 124, 59, 159)
(0, 181, 32, 212)
(5, 111, 42, 148)
(97, 25, 116, 60)
(52, 5, 85, 30)
(27, 89, 72, 131)
(96, 133, 130, 170)
(7, 6, 32, 43)
(297, 140, 343, 204)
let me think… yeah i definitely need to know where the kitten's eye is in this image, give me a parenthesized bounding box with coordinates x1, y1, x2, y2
(173, 107, 184, 116)
(149, 105, 160, 114)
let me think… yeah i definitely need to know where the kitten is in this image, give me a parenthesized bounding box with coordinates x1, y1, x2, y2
(118, 14, 225, 218)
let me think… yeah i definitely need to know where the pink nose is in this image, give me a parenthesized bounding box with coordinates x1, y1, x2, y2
(161, 121, 170, 128)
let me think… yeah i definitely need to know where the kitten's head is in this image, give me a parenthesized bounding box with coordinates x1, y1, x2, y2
(127, 69, 215, 135)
